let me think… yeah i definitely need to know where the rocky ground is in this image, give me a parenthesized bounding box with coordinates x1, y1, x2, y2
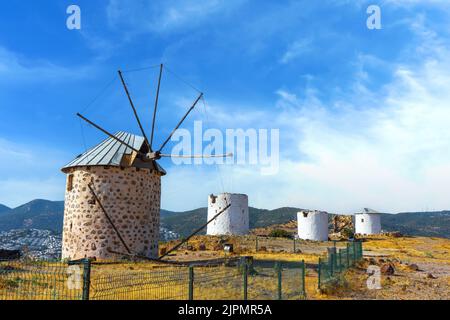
(160, 234, 450, 300)
(315, 236, 450, 300)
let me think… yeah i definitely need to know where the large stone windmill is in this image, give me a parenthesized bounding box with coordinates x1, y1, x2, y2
(61, 65, 229, 260)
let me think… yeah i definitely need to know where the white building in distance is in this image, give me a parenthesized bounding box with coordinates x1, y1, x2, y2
(297, 210, 329, 241)
(355, 208, 382, 235)
(206, 193, 249, 236)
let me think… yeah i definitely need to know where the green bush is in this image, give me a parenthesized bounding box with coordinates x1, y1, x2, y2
(341, 227, 354, 239)
(268, 229, 292, 238)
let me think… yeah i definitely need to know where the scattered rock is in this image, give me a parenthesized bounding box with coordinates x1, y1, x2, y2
(159, 247, 167, 256)
(258, 246, 267, 252)
(186, 245, 194, 251)
(369, 258, 377, 265)
(198, 243, 206, 251)
(0, 265, 16, 271)
(378, 258, 385, 264)
(380, 263, 395, 275)
(426, 273, 437, 279)
(385, 231, 402, 238)
(407, 264, 420, 271)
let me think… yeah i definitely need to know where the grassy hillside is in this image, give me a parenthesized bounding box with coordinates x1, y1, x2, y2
(0, 199, 449, 239)
(381, 211, 450, 238)
(160, 207, 302, 237)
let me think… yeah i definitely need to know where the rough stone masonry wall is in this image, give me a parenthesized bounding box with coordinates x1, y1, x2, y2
(61, 166, 161, 260)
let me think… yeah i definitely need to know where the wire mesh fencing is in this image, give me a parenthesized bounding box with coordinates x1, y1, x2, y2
(89, 262, 189, 300)
(0, 259, 84, 300)
(246, 259, 306, 300)
(190, 265, 243, 300)
(318, 241, 363, 289)
(1, 257, 307, 300)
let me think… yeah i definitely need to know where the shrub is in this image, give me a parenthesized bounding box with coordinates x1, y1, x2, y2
(341, 227, 354, 239)
(268, 229, 292, 238)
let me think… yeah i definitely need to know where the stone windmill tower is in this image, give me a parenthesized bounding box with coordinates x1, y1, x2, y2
(61, 65, 229, 260)
(206, 193, 249, 236)
(355, 208, 382, 235)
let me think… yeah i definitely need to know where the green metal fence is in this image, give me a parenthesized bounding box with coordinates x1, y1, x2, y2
(90, 263, 189, 300)
(318, 241, 363, 289)
(0, 259, 84, 300)
(0, 257, 306, 300)
(246, 259, 306, 300)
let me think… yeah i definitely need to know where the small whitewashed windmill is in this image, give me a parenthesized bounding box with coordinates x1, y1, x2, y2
(61, 65, 231, 260)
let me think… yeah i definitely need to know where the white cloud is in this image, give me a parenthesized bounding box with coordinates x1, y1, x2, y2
(106, 0, 245, 35)
(0, 177, 64, 209)
(0, 47, 92, 83)
(280, 39, 312, 64)
(0, 138, 68, 207)
(160, 26, 450, 213)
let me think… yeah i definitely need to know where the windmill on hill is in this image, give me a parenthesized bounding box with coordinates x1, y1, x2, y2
(61, 65, 231, 260)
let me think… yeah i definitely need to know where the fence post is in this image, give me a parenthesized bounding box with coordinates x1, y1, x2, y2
(318, 258, 321, 289)
(82, 258, 91, 301)
(275, 262, 282, 300)
(329, 253, 334, 276)
(301, 260, 306, 298)
(353, 242, 357, 262)
(359, 242, 363, 260)
(255, 236, 258, 252)
(338, 250, 342, 273)
(243, 262, 248, 300)
(346, 243, 350, 266)
(188, 266, 194, 300)
(293, 238, 296, 253)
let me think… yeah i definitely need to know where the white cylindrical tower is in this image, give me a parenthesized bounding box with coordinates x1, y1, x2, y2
(206, 193, 249, 236)
(297, 210, 329, 241)
(355, 208, 382, 235)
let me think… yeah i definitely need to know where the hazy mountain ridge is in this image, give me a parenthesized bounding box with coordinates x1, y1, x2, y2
(0, 200, 64, 232)
(0, 204, 11, 215)
(0, 200, 449, 239)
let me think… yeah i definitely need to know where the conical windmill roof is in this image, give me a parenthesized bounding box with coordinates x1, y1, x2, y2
(61, 131, 166, 175)
(362, 208, 380, 214)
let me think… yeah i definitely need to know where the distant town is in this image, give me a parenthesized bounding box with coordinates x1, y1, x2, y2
(0, 227, 180, 260)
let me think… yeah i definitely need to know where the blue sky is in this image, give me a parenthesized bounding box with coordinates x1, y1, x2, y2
(1, 1, 450, 213)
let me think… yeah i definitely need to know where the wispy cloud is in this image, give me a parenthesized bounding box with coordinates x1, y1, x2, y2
(161, 13, 450, 213)
(280, 39, 312, 64)
(106, 0, 245, 35)
(0, 47, 93, 83)
(0, 138, 68, 207)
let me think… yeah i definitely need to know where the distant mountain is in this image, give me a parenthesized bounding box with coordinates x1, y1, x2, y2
(161, 207, 450, 238)
(0, 199, 449, 239)
(160, 206, 303, 237)
(0, 204, 11, 215)
(381, 211, 450, 238)
(0, 200, 64, 232)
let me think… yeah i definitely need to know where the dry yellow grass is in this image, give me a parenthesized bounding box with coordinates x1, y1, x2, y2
(2, 235, 448, 300)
